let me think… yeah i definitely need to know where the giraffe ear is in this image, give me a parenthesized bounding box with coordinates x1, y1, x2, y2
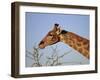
(56, 26, 61, 34)
(53, 23, 61, 34)
(53, 23, 59, 31)
(55, 23, 59, 27)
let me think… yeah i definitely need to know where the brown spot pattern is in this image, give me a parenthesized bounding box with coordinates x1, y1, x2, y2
(60, 32, 89, 59)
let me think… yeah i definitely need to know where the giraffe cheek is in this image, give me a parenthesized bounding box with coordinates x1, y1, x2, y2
(52, 37, 58, 42)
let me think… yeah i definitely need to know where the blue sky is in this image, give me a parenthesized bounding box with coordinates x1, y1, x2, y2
(25, 12, 90, 67)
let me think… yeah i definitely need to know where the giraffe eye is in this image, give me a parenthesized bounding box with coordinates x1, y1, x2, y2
(49, 34, 53, 36)
(49, 33, 53, 36)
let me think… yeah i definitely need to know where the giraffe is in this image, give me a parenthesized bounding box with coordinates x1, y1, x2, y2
(38, 24, 89, 59)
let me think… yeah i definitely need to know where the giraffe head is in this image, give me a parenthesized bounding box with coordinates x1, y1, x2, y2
(39, 24, 61, 49)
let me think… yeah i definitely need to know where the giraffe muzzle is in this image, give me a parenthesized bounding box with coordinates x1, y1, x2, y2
(39, 41, 46, 49)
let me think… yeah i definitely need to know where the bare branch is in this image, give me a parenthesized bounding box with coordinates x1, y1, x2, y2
(26, 53, 34, 60)
(26, 45, 83, 67)
(58, 50, 72, 59)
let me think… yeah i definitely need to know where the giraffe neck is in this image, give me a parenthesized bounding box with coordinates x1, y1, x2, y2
(59, 31, 89, 59)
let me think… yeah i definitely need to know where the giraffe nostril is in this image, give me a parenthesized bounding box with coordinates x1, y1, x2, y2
(40, 41, 44, 44)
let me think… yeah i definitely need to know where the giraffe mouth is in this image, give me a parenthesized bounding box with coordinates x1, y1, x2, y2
(39, 44, 45, 49)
